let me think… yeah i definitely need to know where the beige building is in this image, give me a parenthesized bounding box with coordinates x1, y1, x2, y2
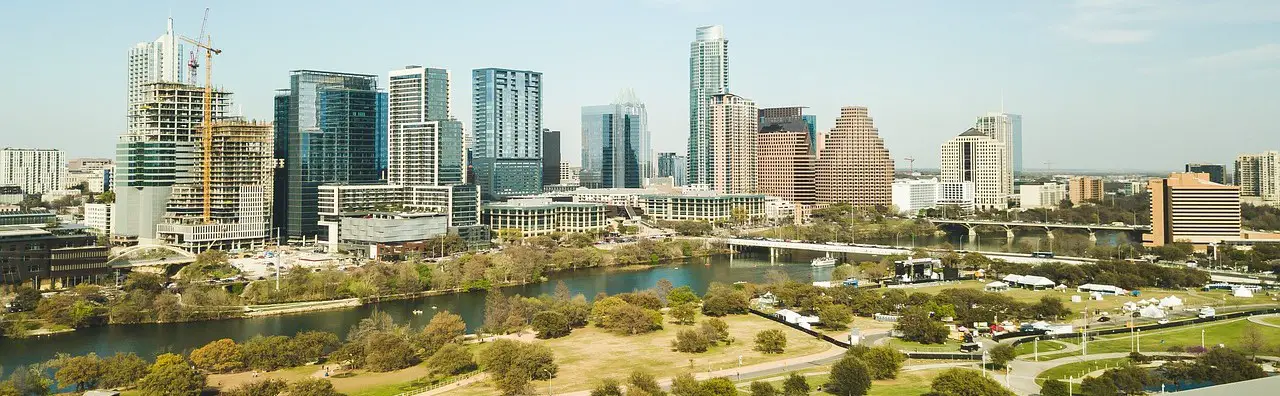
(1020, 183, 1066, 210)
(709, 93, 758, 194)
(940, 128, 1009, 210)
(1068, 176, 1104, 205)
(482, 198, 607, 236)
(1143, 172, 1240, 250)
(1235, 151, 1280, 201)
(757, 130, 814, 206)
(814, 107, 892, 207)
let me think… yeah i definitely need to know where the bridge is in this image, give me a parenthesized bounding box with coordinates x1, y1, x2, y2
(925, 218, 1150, 242)
(107, 244, 197, 270)
(721, 238, 1091, 264)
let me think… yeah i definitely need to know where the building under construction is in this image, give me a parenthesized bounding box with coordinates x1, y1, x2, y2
(157, 119, 274, 251)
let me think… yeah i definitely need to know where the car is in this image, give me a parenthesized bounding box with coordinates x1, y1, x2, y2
(1096, 316, 1111, 322)
(959, 343, 981, 352)
(1157, 319, 1170, 324)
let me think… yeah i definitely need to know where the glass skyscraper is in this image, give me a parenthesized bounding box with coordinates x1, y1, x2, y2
(581, 90, 650, 189)
(274, 70, 380, 240)
(688, 25, 730, 187)
(472, 68, 543, 200)
(376, 90, 389, 180)
(388, 66, 464, 187)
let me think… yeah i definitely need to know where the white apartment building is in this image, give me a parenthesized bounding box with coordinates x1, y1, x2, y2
(0, 148, 65, 195)
(937, 181, 976, 212)
(940, 128, 1010, 210)
(708, 93, 758, 194)
(1019, 183, 1066, 210)
(84, 203, 113, 235)
(1235, 151, 1280, 201)
(128, 18, 185, 133)
(892, 179, 940, 215)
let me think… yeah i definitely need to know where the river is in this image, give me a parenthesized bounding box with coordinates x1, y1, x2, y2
(0, 252, 875, 370)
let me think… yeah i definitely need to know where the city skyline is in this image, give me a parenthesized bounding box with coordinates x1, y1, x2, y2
(2, 1, 1279, 171)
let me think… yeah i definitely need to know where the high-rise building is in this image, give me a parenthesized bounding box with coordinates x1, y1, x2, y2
(375, 90, 389, 180)
(940, 128, 1010, 210)
(1068, 176, 1104, 205)
(657, 153, 687, 186)
(975, 112, 1022, 176)
(542, 129, 561, 186)
(708, 93, 757, 194)
(815, 107, 893, 207)
(156, 120, 274, 251)
(114, 82, 230, 242)
(0, 148, 64, 195)
(388, 66, 463, 187)
(1185, 163, 1225, 185)
(274, 70, 380, 240)
(558, 161, 576, 186)
(128, 18, 185, 131)
(1144, 172, 1240, 250)
(759, 107, 817, 152)
(757, 125, 814, 206)
(688, 25, 730, 187)
(472, 68, 543, 200)
(1235, 151, 1280, 201)
(1020, 183, 1067, 210)
(581, 90, 650, 189)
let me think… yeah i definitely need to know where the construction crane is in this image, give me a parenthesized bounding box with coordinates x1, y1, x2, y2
(903, 157, 916, 174)
(178, 11, 221, 224)
(186, 8, 209, 85)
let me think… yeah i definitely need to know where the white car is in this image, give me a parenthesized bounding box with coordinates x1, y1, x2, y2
(1157, 319, 1169, 325)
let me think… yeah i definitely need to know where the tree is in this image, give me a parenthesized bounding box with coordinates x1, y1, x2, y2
(826, 356, 871, 396)
(750, 381, 777, 396)
(498, 228, 524, 245)
(782, 373, 810, 396)
(611, 304, 663, 335)
(289, 378, 343, 396)
(670, 374, 701, 396)
(419, 311, 467, 356)
(242, 335, 296, 371)
(1194, 348, 1265, 384)
(477, 339, 557, 396)
(627, 371, 664, 396)
(1028, 297, 1070, 320)
(1039, 379, 1069, 396)
(224, 379, 288, 396)
(532, 310, 571, 339)
(670, 302, 697, 325)
(928, 368, 1014, 396)
(699, 318, 729, 344)
(700, 378, 737, 396)
(99, 352, 148, 388)
(1240, 327, 1266, 359)
(138, 353, 206, 396)
(764, 270, 791, 285)
(988, 344, 1016, 369)
(426, 343, 476, 375)
(190, 338, 244, 373)
(5, 365, 51, 396)
(858, 346, 905, 380)
(667, 286, 701, 306)
(832, 264, 860, 281)
(655, 279, 675, 305)
(1079, 375, 1118, 396)
(754, 329, 787, 354)
(817, 304, 852, 330)
(364, 332, 417, 372)
(672, 329, 710, 353)
(591, 378, 624, 396)
(292, 331, 341, 364)
(50, 353, 102, 391)
(11, 287, 40, 312)
(895, 308, 949, 344)
(701, 283, 748, 316)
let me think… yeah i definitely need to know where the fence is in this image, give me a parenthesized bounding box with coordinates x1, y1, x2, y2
(390, 372, 478, 396)
(1000, 307, 1280, 347)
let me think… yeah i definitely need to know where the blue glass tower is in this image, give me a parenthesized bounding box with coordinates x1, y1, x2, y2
(376, 90, 389, 180)
(472, 68, 543, 200)
(581, 90, 649, 189)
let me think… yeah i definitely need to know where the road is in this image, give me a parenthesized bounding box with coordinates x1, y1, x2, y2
(720, 238, 1092, 264)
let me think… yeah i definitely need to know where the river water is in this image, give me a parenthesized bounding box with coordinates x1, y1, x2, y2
(1, 252, 875, 370)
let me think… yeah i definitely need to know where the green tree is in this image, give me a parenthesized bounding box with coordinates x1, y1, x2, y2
(672, 329, 710, 353)
(627, 371, 664, 396)
(532, 310, 571, 339)
(190, 338, 244, 373)
(138, 353, 206, 396)
(6, 365, 52, 396)
(701, 283, 748, 316)
(497, 228, 524, 245)
(817, 303, 852, 330)
(1194, 348, 1265, 384)
(241, 335, 296, 371)
(426, 343, 476, 375)
(699, 317, 729, 344)
(1040, 379, 1070, 396)
(782, 373, 810, 396)
(670, 302, 697, 325)
(670, 374, 701, 396)
(753, 329, 787, 354)
(11, 287, 41, 312)
(988, 344, 1015, 369)
(363, 332, 417, 372)
(291, 331, 341, 363)
(50, 353, 102, 391)
(99, 352, 148, 388)
(895, 308, 949, 344)
(289, 378, 343, 396)
(610, 304, 663, 335)
(477, 339, 557, 396)
(857, 346, 905, 380)
(826, 356, 871, 396)
(1079, 376, 1118, 396)
(832, 264, 860, 281)
(591, 378, 624, 396)
(667, 286, 701, 306)
(928, 368, 1014, 396)
(700, 378, 737, 396)
(750, 381, 777, 396)
(223, 379, 288, 396)
(418, 311, 467, 355)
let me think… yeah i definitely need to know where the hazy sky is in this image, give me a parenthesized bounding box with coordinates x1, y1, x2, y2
(1, 0, 1278, 171)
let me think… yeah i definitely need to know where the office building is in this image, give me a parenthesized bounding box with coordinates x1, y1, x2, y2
(708, 93, 757, 194)
(641, 191, 766, 223)
(815, 107, 892, 207)
(940, 128, 1010, 210)
(114, 82, 230, 242)
(376, 90, 389, 180)
(757, 126, 815, 206)
(1235, 151, 1280, 201)
(156, 120, 274, 251)
(657, 153, 688, 186)
(1068, 176, 1104, 205)
(65, 158, 114, 193)
(892, 179, 939, 215)
(388, 66, 463, 187)
(1185, 163, 1225, 185)
(937, 181, 976, 212)
(482, 198, 607, 236)
(0, 148, 64, 195)
(0, 224, 109, 290)
(317, 183, 485, 251)
(0, 186, 23, 205)
(128, 18, 186, 132)
(581, 90, 650, 189)
(1020, 183, 1067, 210)
(759, 107, 817, 152)
(557, 161, 577, 186)
(975, 112, 1022, 176)
(472, 68, 543, 200)
(1144, 173, 1240, 249)
(84, 203, 112, 235)
(274, 70, 381, 240)
(688, 25, 730, 187)
(542, 129, 561, 186)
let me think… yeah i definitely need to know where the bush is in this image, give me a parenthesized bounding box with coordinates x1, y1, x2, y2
(700, 378, 737, 396)
(753, 329, 787, 354)
(426, 343, 476, 375)
(782, 373, 810, 396)
(532, 310, 571, 339)
(750, 381, 777, 396)
(627, 371, 664, 396)
(701, 283, 748, 316)
(670, 302, 697, 325)
(673, 329, 710, 353)
(929, 368, 1014, 396)
(699, 318, 729, 344)
(289, 378, 342, 396)
(1040, 379, 1069, 396)
(988, 344, 1015, 369)
(138, 353, 206, 396)
(364, 332, 417, 372)
(826, 356, 871, 396)
(817, 304, 852, 330)
(224, 379, 288, 396)
(190, 338, 244, 373)
(590, 378, 624, 396)
(895, 308, 949, 344)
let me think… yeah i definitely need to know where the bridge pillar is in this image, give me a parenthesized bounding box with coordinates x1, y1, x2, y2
(1088, 230, 1097, 243)
(1044, 227, 1055, 239)
(770, 247, 777, 264)
(1004, 226, 1015, 241)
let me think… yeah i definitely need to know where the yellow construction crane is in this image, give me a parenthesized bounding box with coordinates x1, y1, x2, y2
(179, 11, 220, 224)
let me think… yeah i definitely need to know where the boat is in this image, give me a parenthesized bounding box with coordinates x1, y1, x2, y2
(811, 256, 837, 268)
(411, 310, 424, 315)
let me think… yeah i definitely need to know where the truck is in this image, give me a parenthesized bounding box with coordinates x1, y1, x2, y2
(1197, 307, 1216, 319)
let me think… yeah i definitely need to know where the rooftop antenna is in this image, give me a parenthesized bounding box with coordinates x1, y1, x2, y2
(1000, 89, 1005, 114)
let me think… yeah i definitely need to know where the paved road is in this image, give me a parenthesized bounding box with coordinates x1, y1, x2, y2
(1247, 314, 1280, 329)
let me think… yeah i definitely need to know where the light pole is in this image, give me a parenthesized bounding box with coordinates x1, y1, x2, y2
(544, 368, 553, 396)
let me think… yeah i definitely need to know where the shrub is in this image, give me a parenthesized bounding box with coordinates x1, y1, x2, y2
(753, 329, 787, 354)
(532, 310, 571, 339)
(673, 329, 710, 353)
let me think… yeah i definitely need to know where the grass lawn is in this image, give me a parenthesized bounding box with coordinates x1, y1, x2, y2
(1036, 357, 1131, 384)
(1013, 339, 1068, 356)
(885, 337, 964, 352)
(208, 361, 441, 396)
(1037, 318, 1280, 360)
(754, 367, 945, 396)
(1263, 316, 1280, 327)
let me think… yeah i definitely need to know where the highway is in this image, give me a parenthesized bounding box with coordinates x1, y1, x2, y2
(722, 238, 1093, 264)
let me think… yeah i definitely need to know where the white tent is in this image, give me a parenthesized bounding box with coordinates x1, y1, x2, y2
(985, 281, 1010, 291)
(1078, 283, 1128, 296)
(1003, 274, 1024, 283)
(1017, 275, 1057, 289)
(1158, 296, 1183, 308)
(1234, 287, 1255, 298)
(1139, 305, 1167, 319)
(1146, 298, 1159, 304)
(1122, 301, 1139, 312)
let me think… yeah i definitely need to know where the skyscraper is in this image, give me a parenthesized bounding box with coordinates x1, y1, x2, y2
(814, 107, 892, 207)
(759, 107, 817, 152)
(542, 129, 561, 186)
(708, 93, 757, 194)
(657, 153, 687, 186)
(1236, 151, 1280, 201)
(581, 90, 650, 189)
(274, 70, 380, 240)
(375, 90, 389, 180)
(127, 18, 185, 131)
(940, 128, 1010, 210)
(0, 148, 64, 195)
(1185, 163, 1225, 185)
(975, 112, 1022, 176)
(472, 68, 543, 200)
(688, 25, 730, 187)
(388, 66, 463, 187)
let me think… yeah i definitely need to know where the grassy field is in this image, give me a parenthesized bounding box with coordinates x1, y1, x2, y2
(900, 280, 1276, 318)
(885, 337, 964, 352)
(1036, 357, 1132, 384)
(454, 312, 832, 394)
(1013, 339, 1069, 356)
(1037, 318, 1280, 360)
(1263, 316, 1280, 327)
(754, 368, 945, 396)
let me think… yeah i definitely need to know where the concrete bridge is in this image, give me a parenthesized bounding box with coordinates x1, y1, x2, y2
(108, 244, 197, 270)
(722, 238, 1091, 264)
(925, 218, 1150, 243)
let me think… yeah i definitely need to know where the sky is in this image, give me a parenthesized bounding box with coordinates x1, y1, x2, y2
(1, 0, 1278, 171)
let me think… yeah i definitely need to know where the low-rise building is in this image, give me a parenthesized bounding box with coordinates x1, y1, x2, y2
(482, 198, 607, 236)
(936, 181, 975, 212)
(1068, 176, 1104, 205)
(1019, 183, 1066, 210)
(1143, 172, 1240, 251)
(0, 209, 56, 227)
(765, 197, 796, 222)
(641, 191, 766, 223)
(317, 183, 487, 252)
(0, 185, 23, 205)
(339, 212, 450, 258)
(0, 224, 109, 289)
(83, 203, 112, 235)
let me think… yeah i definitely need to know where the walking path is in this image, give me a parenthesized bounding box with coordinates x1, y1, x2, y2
(1247, 314, 1280, 329)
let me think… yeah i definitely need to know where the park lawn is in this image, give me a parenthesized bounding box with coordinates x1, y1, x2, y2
(885, 337, 964, 352)
(755, 367, 944, 396)
(208, 364, 317, 389)
(1013, 339, 1068, 356)
(1036, 357, 1131, 384)
(1038, 318, 1280, 360)
(894, 280, 1275, 317)
(208, 361, 441, 396)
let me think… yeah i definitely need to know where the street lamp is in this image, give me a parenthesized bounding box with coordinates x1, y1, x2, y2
(544, 368, 553, 396)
